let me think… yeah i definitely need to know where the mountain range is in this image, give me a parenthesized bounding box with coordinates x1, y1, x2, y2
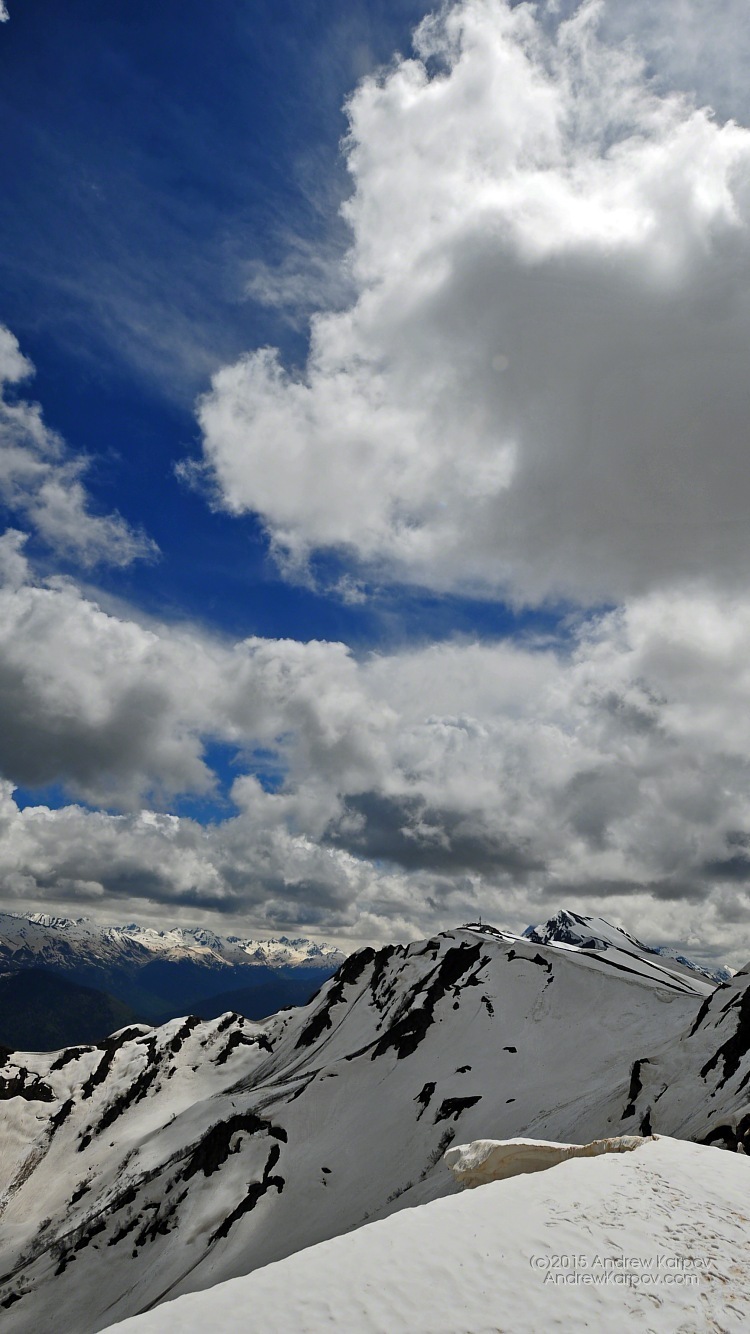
(0, 913, 345, 1040)
(0, 910, 748, 1330)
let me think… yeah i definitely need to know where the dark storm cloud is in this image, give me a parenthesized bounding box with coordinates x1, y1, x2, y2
(327, 792, 547, 878)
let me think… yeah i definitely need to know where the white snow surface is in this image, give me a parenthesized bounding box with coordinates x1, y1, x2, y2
(105, 1136, 750, 1334)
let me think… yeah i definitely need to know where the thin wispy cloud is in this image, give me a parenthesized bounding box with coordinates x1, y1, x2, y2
(0, 328, 157, 568)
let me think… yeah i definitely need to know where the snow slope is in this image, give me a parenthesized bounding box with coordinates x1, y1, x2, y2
(596, 960, 750, 1150)
(0, 923, 720, 1332)
(105, 1136, 750, 1334)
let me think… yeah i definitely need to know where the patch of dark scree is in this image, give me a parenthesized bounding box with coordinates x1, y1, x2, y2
(79, 1037, 160, 1149)
(209, 1142, 285, 1244)
(507, 949, 552, 973)
(214, 1030, 271, 1066)
(0, 1067, 55, 1103)
(434, 1095, 482, 1123)
(700, 1111, 750, 1153)
(295, 949, 377, 1049)
(182, 1110, 287, 1181)
(687, 990, 719, 1038)
(414, 1081, 436, 1119)
(50, 1047, 92, 1072)
(50, 1097, 74, 1132)
(370, 943, 486, 1061)
(79, 1029, 146, 1102)
(168, 1016, 202, 1055)
(700, 982, 750, 1090)
(622, 1059, 651, 1118)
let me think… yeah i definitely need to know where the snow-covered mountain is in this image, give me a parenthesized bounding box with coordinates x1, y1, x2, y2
(0, 912, 346, 1025)
(1, 911, 344, 973)
(2, 913, 745, 1332)
(524, 908, 733, 984)
(105, 1135, 750, 1334)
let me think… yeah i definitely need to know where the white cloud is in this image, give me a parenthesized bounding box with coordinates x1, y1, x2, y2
(0, 325, 157, 567)
(4, 554, 750, 957)
(0, 3, 8, 23)
(600, 0, 750, 125)
(197, 0, 750, 604)
(243, 231, 355, 326)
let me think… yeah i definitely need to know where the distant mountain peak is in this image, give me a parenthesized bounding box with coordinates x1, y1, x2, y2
(523, 909, 731, 985)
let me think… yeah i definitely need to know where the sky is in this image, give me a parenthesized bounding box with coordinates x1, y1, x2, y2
(3, 0, 750, 962)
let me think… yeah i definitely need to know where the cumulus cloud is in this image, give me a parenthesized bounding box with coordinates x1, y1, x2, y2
(0, 547, 387, 809)
(197, 0, 750, 604)
(0, 326, 157, 568)
(4, 547, 750, 957)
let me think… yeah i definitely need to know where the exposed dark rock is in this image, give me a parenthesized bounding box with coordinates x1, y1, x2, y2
(168, 1017, 202, 1055)
(213, 1030, 270, 1066)
(73, 1219, 106, 1252)
(414, 1081, 436, 1119)
(622, 1059, 650, 1118)
(182, 1111, 286, 1181)
(434, 1095, 482, 1123)
(50, 1097, 74, 1132)
(687, 990, 718, 1038)
(80, 1029, 146, 1101)
(108, 1214, 141, 1247)
(371, 944, 484, 1062)
(295, 949, 377, 1049)
(208, 1143, 284, 1244)
(699, 983, 750, 1090)
(50, 1047, 92, 1073)
(507, 950, 552, 973)
(132, 1191, 188, 1249)
(87, 1038, 160, 1140)
(700, 1112, 750, 1153)
(0, 1067, 55, 1103)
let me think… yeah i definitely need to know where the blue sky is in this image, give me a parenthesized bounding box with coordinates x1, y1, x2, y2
(0, 0, 566, 650)
(3, 0, 750, 960)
